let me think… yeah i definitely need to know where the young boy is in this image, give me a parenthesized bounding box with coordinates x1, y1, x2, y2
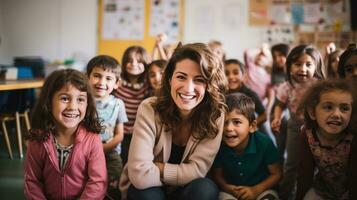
(212, 93, 282, 200)
(87, 55, 128, 199)
(225, 59, 267, 128)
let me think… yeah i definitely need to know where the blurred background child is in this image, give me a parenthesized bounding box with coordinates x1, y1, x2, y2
(208, 40, 226, 62)
(112, 45, 150, 164)
(337, 43, 357, 79)
(224, 59, 267, 128)
(147, 59, 167, 97)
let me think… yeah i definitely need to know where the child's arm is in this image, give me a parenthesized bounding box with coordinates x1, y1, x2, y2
(235, 162, 282, 200)
(211, 167, 240, 198)
(80, 135, 107, 199)
(256, 111, 267, 127)
(296, 130, 315, 200)
(24, 141, 47, 199)
(103, 123, 124, 153)
(271, 99, 285, 134)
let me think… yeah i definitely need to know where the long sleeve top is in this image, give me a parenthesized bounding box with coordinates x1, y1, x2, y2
(24, 126, 107, 200)
(296, 126, 353, 200)
(119, 97, 224, 199)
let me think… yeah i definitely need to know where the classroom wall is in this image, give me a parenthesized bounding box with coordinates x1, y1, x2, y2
(0, 0, 9, 64)
(184, 0, 266, 61)
(0, 0, 97, 65)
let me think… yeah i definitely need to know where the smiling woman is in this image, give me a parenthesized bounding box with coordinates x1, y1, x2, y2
(119, 43, 228, 200)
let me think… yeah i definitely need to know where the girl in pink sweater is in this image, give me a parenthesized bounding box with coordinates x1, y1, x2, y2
(24, 69, 107, 199)
(119, 43, 227, 200)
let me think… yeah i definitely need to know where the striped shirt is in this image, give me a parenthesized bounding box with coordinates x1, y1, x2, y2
(112, 82, 149, 134)
(54, 138, 73, 171)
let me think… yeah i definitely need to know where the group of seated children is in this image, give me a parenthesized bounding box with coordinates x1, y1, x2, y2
(23, 41, 357, 200)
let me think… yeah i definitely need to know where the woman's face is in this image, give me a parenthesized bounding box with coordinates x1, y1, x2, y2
(170, 59, 207, 118)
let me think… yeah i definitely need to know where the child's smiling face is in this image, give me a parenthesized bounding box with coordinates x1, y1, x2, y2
(290, 53, 316, 83)
(309, 90, 352, 138)
(126, 53, 145, 76)
(225, 63, 244, 90)
(224, 109, 255, 152)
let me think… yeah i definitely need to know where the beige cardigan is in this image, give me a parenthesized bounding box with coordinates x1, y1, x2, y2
(119, 97, 224, 199)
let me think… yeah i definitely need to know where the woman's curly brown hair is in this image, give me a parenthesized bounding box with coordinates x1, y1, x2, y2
(154, 43, 228, 140)
(27, 69, 102, 142)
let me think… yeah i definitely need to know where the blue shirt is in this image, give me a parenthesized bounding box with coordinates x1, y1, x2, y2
(213, 131, 279, 186)
(96, 95, 128, 154)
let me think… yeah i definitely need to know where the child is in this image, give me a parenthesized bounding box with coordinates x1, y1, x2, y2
(24, 69, 107, 199)
(86, 55, 128, 199)
(271, 43, 289, 87)
(271, 44, 323, 200)
(212, 93, 281, 200)
(270, 43, 290, 165)
(337, 43, 357, 79)
(325, 49, 343, 79)
(147, 59, 167, 97)
(112, 45, 150, 164)
(225, 59, 267, 127)
(296, 79, 355, 200)
(208, 40, 226, 62)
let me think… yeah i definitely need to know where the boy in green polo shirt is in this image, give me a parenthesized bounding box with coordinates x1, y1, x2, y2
(212, 93, 282, 200)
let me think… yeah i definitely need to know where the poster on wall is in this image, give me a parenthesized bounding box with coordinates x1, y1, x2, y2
(291, 3, 304, 24)
(264, 25, 295, 45)
(149, 0, 180, 43)
(102, 0, 145, 40)
(303, 2, 321, 24)
(222, 2, 245, 30)
(270, 3, 291, 24)
(249, 0, 270, 26)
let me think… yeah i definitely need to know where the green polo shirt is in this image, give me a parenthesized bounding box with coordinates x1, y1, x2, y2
(213, 131, 279, 186)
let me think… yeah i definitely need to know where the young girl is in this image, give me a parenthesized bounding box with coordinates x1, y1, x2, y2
(24, 69, 107, 199)
(147, 59, 168, 97)
(112, 45, 150, 164)
(296, 79, 355, 200)
(270, 44, 323, 199)
(337, 43, 357, 79)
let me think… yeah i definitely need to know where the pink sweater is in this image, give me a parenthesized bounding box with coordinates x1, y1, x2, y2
(24, 126, 107, 200)
(119, 97, 224, 199)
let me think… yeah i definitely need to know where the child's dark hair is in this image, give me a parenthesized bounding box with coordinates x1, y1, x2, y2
(271, 43, 290, 57)
(299, 79, 354, 130)
(338, 43, 357, 78)
(148, 59, 168, 72)
(224, 59, 245, 74)
(27, 69, 102, 142)
(121, 46, 149, 83)
(326, 49, 343, 78)
(286, 44, 324, 86)
(86, 55, 121, 81)
(226, 93, 256, 123)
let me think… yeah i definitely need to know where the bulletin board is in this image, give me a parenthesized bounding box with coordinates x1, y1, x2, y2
(97, 0, 184, 62)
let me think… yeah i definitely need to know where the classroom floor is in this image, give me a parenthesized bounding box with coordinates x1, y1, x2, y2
(0, 126, 25, 200)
